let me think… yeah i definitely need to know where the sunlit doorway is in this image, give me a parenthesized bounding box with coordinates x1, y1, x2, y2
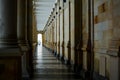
(37, 33, 42, 45)
(37, 33, 43, 55)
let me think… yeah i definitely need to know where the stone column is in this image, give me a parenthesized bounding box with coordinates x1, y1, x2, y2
(67, 0, 71, 64)
(26, 0, 34, 77)
(32, 14, 37, 49)
(53, 8, 57, 55)
(59, 0, 64, 61)
(54, 3, 58, 56)
(17, 0, 29, 79)
(86, 0, 94, 79)
(56, 0, 60, 57)
(72, 0, 83, 73)
(0, 0, 22, 79)
(0, 0, 18, 48)
(64, 0, 71, 64)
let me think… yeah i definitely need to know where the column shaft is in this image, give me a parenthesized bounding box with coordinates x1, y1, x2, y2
(17, 0, 29, 79)
(0, 0, 18, 48)
(17, 0, 28, 45)
(0, 0, 22, 80)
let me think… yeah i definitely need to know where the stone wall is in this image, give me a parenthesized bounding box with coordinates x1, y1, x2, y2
(94, 0, 120, 79)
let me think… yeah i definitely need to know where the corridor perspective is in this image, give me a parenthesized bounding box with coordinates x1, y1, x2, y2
(32, 45, 81, 80)
(0, 0, 120, 80)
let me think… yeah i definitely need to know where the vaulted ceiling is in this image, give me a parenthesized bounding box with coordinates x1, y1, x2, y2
(33, 0, 57, 31)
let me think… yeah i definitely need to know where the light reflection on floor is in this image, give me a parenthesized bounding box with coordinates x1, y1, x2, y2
(32, 45, 82, 80)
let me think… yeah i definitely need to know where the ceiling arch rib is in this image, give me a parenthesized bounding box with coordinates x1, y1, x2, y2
(33, 0, 57, 31)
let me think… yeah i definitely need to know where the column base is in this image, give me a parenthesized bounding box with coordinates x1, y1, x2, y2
(56, 53, 60, 59)
(59, 55, 64, 61)
(22, 73, 30, 80)
(54, 51, 57, 56)
(20, 45, 30, 80)
(93, 72, 108, 80)
(22, 53, 30, 80)
(0, 48, 22, 80)
(74, 68, 108, 80)
(64, 59, 71, 65)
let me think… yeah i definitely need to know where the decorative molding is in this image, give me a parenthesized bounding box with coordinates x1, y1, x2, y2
(0, 39, 18, 48)
(107, 39, 120, 57)
(107, 48, 120, 57)
(81, 47, 87, 51)
(94, 48, 108, 54)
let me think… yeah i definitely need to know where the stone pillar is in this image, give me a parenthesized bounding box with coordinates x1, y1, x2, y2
(47, 27, 49, 47)
(32, 14, 37, 48)
(86, 0, 94, 79)
(51, 11, 55, 53)
(17, 0, 29, 79)
(71, 0, 83, 73)
(54, 3, 58, 56)
(0, 0, 22, 80)
(0, 0, 18, 48)
(27, 0, 33, 77)
(67, 0, 71, 64)
(56, 0, 60, 57)
(59, 0, 64, 61)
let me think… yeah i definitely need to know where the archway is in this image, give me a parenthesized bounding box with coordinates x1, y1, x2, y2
(37, 33, 42, 45)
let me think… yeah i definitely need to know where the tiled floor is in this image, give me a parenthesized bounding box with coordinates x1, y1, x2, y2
(32, 44, 82, 80)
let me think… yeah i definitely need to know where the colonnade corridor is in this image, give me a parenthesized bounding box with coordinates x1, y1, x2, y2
(32, 44, 82, 80)
(0, 0, 120, 80)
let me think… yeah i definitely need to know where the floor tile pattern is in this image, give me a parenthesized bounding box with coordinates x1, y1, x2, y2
(32, 45, 82, 80)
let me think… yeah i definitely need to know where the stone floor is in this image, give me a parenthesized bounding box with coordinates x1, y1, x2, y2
(32, 44, 82, 80)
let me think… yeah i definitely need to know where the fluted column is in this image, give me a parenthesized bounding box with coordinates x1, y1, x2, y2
(17, 0, 28, 46)
(0, 0, 22, 79)
(17, 0, 29, 79)
(0, 0, 18, 48)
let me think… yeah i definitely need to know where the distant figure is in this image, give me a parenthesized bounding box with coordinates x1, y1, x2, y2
(38, 42, 41, 45)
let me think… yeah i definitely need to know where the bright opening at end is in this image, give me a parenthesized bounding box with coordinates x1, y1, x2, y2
(37, 33, 42, 45)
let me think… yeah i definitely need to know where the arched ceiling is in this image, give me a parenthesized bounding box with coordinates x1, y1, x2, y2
(33, 0, 57, 31)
